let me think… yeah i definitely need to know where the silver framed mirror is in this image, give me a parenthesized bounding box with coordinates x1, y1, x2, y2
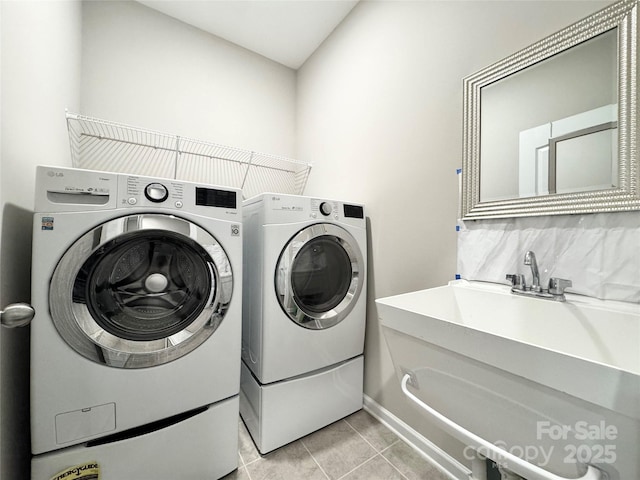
(462, 0, 639, 219)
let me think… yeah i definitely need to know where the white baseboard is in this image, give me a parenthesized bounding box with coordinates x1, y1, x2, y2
(363, 394, 472, 480)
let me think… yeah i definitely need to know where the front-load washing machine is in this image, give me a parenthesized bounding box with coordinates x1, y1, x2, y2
(239, 193, 366, 454)
(30, 166, 242, 479)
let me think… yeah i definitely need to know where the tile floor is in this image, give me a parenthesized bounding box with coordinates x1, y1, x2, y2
(223, 409, 450, 480)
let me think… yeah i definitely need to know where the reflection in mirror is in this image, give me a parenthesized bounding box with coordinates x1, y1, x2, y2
(480, 29, 617, 202)
(520, 104, 618, 197)
(462, 0, 640, 219)
(550, 107, 618, 195)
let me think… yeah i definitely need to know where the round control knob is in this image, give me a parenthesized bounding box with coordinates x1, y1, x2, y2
(319, 202, 332, 216)
(144, 183, 168, 203)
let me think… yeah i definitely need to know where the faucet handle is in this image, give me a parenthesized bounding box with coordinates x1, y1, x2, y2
(548, 278, 572, 295)
(506, 274, 525, 289)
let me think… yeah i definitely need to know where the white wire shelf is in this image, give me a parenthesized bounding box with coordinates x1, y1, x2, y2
(66, 112, 312, 199)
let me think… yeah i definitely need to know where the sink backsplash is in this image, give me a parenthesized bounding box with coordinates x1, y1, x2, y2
(457, 211, 640, 303)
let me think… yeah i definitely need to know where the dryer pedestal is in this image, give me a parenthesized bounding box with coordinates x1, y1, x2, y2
(240, 356, 363, 454)
(31, 395, 239, 480)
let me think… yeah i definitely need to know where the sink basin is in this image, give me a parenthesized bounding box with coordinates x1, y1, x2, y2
(377, 280, 640, 480)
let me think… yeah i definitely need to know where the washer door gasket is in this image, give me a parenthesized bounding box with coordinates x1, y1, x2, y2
(275, 223, 364, 330)
(50, 214, 233, 368)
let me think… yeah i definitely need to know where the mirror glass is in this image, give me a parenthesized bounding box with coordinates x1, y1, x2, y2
(462, 0, 640, 219)
(479, 30, 617, 202)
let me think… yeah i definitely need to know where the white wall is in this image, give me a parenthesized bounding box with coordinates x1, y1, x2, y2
(81, 1, 297, 158)
(297, 0, 612, 468)
(0, 1, 82, 478)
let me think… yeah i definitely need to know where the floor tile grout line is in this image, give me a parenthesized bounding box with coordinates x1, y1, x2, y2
(242, 465, 253, 480)
(238, 428, 262, 469)
(234, 415, 444, 480)
(343, 417, 392, 455)
(379, 450, 413, 480)
(242, 456, 262, 468)
(237, 420, 255, 469)
(300, 440, 332, 480)
(379, 438, 401, 454)
(237, 427, 253, 480)
(335, 453, 381, 480)
(237, 443, 254, 480)
(344, 415, 438, 480)
(344, 418, 376, 450)
(340, 418, 412, 480)
(238, 416, 402, 480)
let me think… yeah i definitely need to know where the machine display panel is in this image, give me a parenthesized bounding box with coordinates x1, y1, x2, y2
(196, 187, 237, 209)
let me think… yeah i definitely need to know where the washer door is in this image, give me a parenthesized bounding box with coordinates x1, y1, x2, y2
(50, 214, 233, 368)
(275, 223, 364, 330)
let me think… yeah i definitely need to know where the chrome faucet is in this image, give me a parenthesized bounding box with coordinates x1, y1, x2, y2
(506, 250, 572, 302)
(523, 251, 541, 292)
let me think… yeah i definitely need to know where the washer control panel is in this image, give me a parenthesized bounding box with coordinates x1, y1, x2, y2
(123, 176, 185, 209)
(310, 199, 339, 220)
(35, 165, 240, 217)
(122, 175, 238, 213)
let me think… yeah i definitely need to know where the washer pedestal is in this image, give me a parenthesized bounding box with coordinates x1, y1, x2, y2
(31, 395, 239, 480)
(240, 356, 364, 454)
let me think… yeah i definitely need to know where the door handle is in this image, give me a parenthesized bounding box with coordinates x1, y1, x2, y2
(1, 303, 35, 328)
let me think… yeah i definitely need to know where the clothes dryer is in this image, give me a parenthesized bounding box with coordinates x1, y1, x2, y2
(30, 166, 242, 479)
(240, 193, 366, 453)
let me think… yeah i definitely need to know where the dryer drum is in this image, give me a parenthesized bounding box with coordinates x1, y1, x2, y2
(290, 237, 352, 314)
(275, 223, 364, 330)
(50, 214, 233, 368)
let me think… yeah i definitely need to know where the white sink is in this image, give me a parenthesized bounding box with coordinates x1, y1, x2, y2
(377, 280, 640, 480)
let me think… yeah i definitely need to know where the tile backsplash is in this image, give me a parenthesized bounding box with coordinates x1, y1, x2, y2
(457, 211, 640, 303)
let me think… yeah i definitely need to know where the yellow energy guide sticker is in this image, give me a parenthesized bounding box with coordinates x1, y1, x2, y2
(50, 462, 100, 480)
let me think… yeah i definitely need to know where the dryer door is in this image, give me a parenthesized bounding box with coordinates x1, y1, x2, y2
(49, 214, 232, 368)
(275, 223, 364, 329)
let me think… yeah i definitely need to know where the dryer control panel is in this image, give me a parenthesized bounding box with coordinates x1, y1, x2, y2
(252, 193, 365, 226)
(310, 199, 364, 221)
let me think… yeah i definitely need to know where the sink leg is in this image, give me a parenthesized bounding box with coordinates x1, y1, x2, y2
(498, 465, 525, 480)
(471, 452, 488, 480)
